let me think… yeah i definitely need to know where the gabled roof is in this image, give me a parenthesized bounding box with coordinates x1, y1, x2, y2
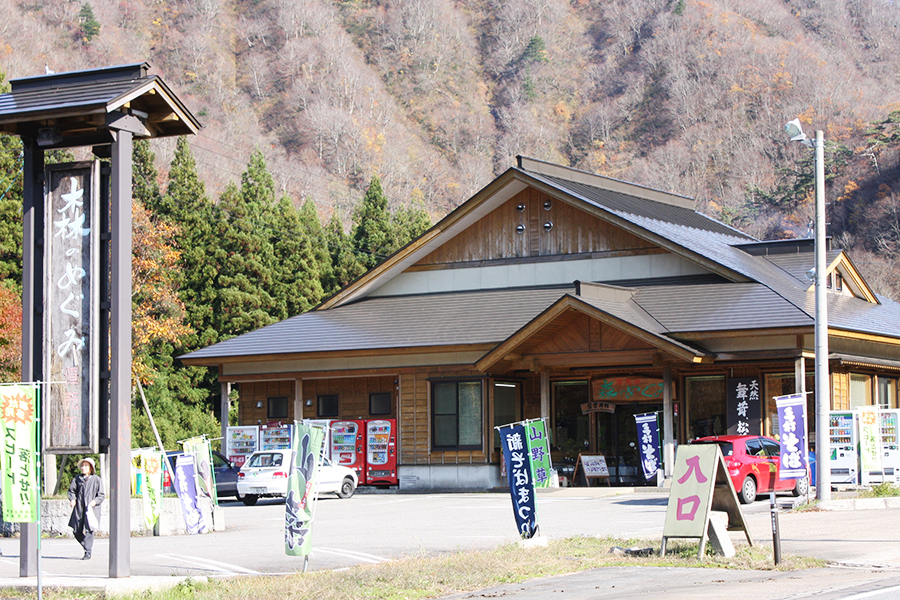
(181, 156, 900, 367)
(0, 63, 200, 142)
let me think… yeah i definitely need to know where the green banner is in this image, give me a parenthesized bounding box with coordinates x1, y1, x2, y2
(859, 407, 881, 475)
(285, 424, 324, 556)
(1, 384, 39, 523)
(525, 420, 553, 489)
(183, 437, 217, 505)
(141, 450, 164, 530)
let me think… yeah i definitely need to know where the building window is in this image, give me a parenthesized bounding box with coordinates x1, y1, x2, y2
(850, 374, 872, 408)
(878, 377, 898, 409)
(432, 380, 483, 450)
(370, 392, 391, 415)
(267, 396, 288, 420)
(686, 376, 726, 440)
(318, 394, 339, 418)
(493, 381, 520, 449)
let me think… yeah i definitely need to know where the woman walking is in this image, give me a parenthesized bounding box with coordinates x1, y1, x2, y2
(68, 457, 104, 560)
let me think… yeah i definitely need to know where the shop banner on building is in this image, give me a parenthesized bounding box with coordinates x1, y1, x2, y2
(285, 423, 325, 556)
(635, 412, 661, 480)
(141, 450, 164, 530)
(524, 420, 552, 488)
(726, 377, 761, 436)
(43, 162, 100, 453)
(499, 423, 538, 539)
(174, 454, 207, 535)
(858, 405, 882, 476)
(775, 393, 809, 480)
(183, 436, 217, 504)
(0, 384, 40, 523)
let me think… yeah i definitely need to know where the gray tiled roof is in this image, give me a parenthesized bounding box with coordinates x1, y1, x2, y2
(182, 286, 575, 360)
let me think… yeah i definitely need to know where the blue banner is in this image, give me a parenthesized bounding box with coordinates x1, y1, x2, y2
(635, 412, 661, 480)
(500, 424, 538, 539)
(775, 393, 808, 480)
(174, 454, 207, 534)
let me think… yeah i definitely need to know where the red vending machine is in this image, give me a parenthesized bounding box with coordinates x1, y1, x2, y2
(365, 419, 398, 486)
(331, 420, 365, 481)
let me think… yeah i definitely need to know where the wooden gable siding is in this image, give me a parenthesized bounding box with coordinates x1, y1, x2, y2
(240, 380, 295, 424)
(414, 187, 660, 266)
(515, 313, 656, 357)
(298, 376, 396, 420)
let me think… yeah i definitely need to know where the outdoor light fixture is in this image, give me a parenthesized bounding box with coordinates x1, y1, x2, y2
(35, 126, 62, 147)
(543, 221, 554, 232)
(516, 224, 525, 234)
(306, 399, 313, 407)
(256, 401, 263, 408)
(785, 118, 830, 501)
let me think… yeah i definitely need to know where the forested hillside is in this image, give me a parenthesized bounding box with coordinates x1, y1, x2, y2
(3, 0, 900, 446)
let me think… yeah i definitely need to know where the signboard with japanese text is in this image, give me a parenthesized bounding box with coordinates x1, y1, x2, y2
(775, 393, 809, 480)
(726, 377, 761, 436)
(141, 450, 164, 530)
(285, 423, 324, 556)
(578, 454, 609, 478)
(174, 454, 207, 535)
(858, 406, 881, 477)
(0, 384, 40, 522)
(43, 162, 100, 453)
(592, 377, 664, 403)
(499, 423, 538, 538)
(661, 444, 751, 558)
(524, 419, 552, 488)
(635, 412, 661, 480)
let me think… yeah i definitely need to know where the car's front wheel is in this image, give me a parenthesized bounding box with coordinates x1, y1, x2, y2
(337, 477, 356, 499)
(792, 476, 809, 497)
(739, 475, 757, 504)
(241, 493, 259, 506)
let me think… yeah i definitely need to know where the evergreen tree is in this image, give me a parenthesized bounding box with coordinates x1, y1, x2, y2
(325, 211, 365, 291)
(298, 198, 334, 300)
(78, 3, 101, 43)
(132, 139, 162, 214)
(351, 175, 393, 270)
(0, 133, 22, 286)
(390, 200, 432, 253)
(270, 195, 324, 318)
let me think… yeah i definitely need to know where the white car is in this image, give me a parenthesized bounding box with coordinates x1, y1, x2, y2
(236, 449, 358, 506)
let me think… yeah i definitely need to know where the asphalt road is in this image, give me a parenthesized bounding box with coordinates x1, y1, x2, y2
(2, 487, 900, 600)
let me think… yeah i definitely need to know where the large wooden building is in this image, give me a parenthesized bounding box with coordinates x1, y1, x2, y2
(181, 157, 900, 489)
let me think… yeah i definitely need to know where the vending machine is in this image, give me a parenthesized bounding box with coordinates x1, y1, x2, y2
(365, 419, 398, 486)
(226, 425, 259, 467)
(331, 419, 365, 481)
(879, 410, 900, 484)
(829, 411, 859, 485)
(259, 423, 292, 450)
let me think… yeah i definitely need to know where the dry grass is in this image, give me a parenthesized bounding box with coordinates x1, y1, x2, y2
(4, 536, 823, 600)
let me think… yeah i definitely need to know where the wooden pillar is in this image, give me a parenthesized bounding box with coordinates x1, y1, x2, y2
(19, 140, 43, 577)
(220, 381, 231, 442)
(540, 371, 550, 420)
(109, 129, 132, 578)
(663, 367, 674, 480)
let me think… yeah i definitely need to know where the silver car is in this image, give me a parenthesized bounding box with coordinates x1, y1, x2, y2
(236, 450, 358, 506)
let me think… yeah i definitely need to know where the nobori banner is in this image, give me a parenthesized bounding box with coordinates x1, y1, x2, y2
(774, 393, 808, 480)
(499, 423, 538, 539)
(43, 162, 100, 453)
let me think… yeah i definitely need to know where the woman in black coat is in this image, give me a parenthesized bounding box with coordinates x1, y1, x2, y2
(68, 457, 104, 560)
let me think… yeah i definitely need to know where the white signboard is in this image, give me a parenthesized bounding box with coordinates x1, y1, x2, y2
(580, 454, 609, 477)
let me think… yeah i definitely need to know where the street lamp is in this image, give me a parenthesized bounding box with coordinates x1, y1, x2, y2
(784, 118, 830, 501)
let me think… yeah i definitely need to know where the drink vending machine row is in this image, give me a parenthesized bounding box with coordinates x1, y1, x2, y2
(862, 409, 900, 485)
(828, 409, 900, 487)
(329, 419, 398, 486)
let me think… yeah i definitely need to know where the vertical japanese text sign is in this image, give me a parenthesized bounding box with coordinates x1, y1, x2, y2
(1, 384, 40, 522)
(775, 393, 809, 480)
(285, 423, 324, 556)
(43, 162, 99, 453)
(858, 405, 881, 476)
(499, 423, 538, 538)
(635, 412, 661, 480)
(726, 377, 761, 436)
(662, 445, 719, 539)
(525, 420, 552, 489)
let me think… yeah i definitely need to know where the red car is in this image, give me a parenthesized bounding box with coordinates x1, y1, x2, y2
(690, 435, 810, 504)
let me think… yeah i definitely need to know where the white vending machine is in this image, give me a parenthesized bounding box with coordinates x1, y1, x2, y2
(879, 410, 900, 484)
(829, 411, 858, 485)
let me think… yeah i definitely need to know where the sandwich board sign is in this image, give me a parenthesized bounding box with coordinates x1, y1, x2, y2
(661, 444, 752, 559)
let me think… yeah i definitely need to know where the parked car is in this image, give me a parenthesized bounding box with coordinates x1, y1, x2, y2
(163, 450, 242, 501)
(689, 435, 810, 504)
(236, 449, 358, 506)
